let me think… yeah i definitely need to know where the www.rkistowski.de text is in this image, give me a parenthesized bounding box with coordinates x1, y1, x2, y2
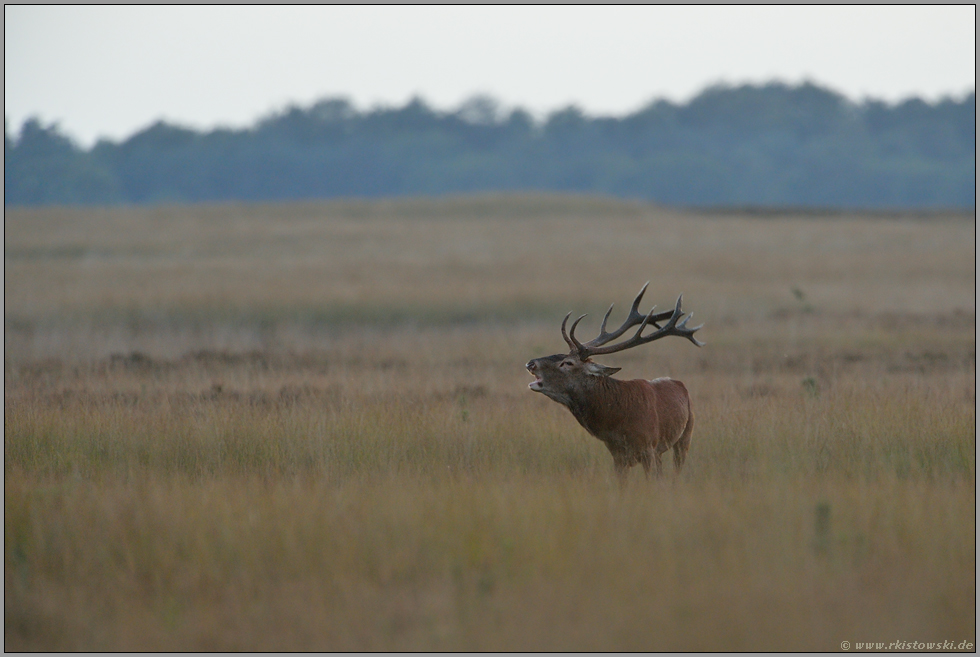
(842, 640, 973, 651)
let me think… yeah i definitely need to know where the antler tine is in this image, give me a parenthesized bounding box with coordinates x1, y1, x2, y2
(568, 314, 588, 352)
(560, 312, 574, 351)
(675, 309, 706, 347)
(561, 312, 590, 353)
(629, 281, 650, 316)
(598, 304, 615, 335)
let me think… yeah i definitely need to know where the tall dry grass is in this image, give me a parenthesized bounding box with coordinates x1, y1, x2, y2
(4, 196, 976, 650)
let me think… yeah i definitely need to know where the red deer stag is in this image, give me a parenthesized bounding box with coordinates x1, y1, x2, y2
(526, 283, 703, 481)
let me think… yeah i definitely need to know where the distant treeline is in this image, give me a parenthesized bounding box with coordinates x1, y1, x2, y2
(4, 82, 976, 208)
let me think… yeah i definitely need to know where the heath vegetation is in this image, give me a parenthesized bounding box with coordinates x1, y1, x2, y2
(4, 195, 975, 650)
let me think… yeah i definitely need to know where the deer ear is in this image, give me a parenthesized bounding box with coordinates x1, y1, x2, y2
(585, 362, 621, 377)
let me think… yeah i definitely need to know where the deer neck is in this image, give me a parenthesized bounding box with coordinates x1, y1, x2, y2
(565, 375, 628, 435)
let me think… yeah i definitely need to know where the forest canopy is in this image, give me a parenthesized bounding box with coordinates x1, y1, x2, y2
(4, 82, 975, 208)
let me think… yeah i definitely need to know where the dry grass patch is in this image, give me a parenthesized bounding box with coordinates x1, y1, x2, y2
(4, 196, 975, 650)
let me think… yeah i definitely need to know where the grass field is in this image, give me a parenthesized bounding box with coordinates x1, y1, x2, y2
(4, 195, 976, 650)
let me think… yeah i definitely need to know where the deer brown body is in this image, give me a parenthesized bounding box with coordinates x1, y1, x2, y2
(526, 284, 702, 480)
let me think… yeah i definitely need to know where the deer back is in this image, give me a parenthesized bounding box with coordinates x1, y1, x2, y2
(568, 375, 691, 453)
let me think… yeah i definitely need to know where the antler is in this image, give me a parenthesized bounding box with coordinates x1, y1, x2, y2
(561, 282, 704, 359)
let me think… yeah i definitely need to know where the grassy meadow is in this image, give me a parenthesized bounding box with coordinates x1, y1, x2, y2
(4, 195, 976, 650)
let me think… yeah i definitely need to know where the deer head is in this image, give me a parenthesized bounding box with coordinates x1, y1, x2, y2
(526, 283, 703, 403)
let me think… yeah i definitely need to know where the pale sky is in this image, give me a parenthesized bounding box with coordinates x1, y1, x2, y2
(5, 5, 976, 147)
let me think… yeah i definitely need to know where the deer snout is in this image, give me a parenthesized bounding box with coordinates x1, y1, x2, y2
(526, 360, 545, 391)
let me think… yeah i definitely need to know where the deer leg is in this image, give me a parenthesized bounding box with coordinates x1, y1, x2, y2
(612, 455, 631, 487)
(639, 451, 653, 480)
(616, 463, 630, 488)
(673, 411, 694, 473)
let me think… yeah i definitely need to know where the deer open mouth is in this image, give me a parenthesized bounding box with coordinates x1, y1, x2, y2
(527, 364, 544, 391)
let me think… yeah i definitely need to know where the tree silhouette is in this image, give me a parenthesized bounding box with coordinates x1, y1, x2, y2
(5, 82, 975, 208)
